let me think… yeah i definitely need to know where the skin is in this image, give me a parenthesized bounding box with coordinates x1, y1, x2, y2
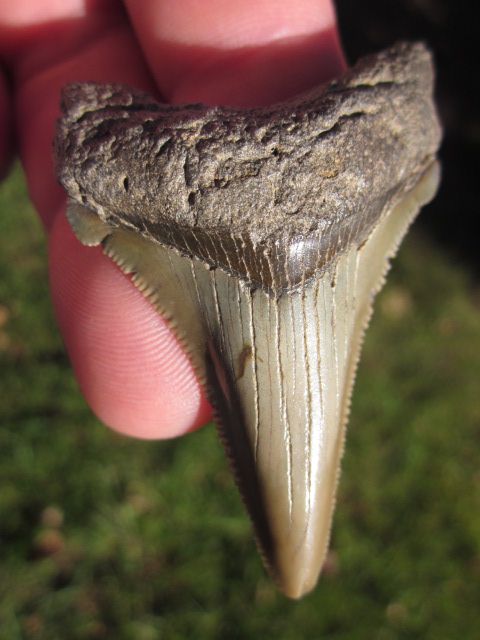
(0, 0, 345, 439)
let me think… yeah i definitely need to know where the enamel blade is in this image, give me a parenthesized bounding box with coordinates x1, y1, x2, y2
(55, 41, 442, 598)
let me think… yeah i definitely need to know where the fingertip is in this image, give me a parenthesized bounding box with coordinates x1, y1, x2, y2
(49, 211, 212, 439)
(125, 0, 346, 106)
(168, 26, 346, 107)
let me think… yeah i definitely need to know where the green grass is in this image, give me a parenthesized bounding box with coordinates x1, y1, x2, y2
(0, 165, 479, 639)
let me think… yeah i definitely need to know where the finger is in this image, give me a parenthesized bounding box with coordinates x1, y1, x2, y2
(1, 1, 211, 439)
(124, 0, 346, 106)
(2, 0, 346, 441)
(49, 213, 211, 439)
(0, 0, 155, 227)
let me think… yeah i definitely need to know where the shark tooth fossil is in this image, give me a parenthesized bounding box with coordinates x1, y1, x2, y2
(55, 41, 441, 599)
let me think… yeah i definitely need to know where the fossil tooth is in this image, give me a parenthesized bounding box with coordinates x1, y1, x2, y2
(55, 41, 441, 598)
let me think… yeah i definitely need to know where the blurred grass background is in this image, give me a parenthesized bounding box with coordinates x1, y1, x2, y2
(1, 1, 480, 638)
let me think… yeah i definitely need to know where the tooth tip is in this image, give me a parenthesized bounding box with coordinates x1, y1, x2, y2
(280, 577, 317, 600)
(263, 475, 338, 599)
(274, 545, 328, 600)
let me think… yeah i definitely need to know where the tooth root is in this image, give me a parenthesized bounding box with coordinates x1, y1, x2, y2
(88, 162, 439, 599)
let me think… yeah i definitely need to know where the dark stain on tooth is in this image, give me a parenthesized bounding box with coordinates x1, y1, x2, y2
(204, 345, 275, 573)
(237, 345, 253, 380)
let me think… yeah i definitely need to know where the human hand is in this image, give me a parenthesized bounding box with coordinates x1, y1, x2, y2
(0, 0, 345, 439)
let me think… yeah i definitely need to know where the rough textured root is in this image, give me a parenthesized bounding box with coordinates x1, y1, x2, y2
(56, 42, 441, 294)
